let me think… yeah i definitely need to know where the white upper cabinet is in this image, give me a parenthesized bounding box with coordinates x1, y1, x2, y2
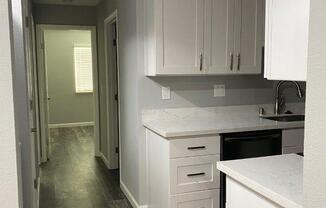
(205, 0, 235, 74)
(205, 0, 264, 75)
(145, 0, 205, 76)
(144, 0, 265, 76)
(235, 0, 264, 74)
(264, 0, 310, 81)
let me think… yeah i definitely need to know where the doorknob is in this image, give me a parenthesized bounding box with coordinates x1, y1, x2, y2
(31, 128, 37, 133)
(47, 97, 51, 101)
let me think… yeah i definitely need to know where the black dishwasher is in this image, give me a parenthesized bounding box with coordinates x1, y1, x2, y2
(220, 129, 282, 208)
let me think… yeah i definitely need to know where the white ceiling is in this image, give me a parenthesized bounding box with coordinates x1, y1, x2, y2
(33, 0, 102, 6)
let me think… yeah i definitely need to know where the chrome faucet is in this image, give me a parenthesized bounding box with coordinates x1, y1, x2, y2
(274, 81, 303, 115)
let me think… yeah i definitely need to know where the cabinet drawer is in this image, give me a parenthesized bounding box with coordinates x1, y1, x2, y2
(282, 146, 304, 154)
(170, 189, 219, 208)
(169, 136, 220, 158)
(170, 155, 220, 194)
(282, 128, 304, 147)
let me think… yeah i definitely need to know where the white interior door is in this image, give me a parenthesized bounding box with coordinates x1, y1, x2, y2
(105, 15, 119, 169)
(157, 0, 205, 75)
(234, 0, 264, 74)
(24, 13, 39, 208)
(36, 26, 50, 163)
(205, 0, 236, 74)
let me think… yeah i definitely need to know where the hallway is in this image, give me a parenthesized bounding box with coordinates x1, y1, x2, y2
(39, 127, 132, 208)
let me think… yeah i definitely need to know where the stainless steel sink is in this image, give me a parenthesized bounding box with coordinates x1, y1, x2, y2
(262, 115, 305, 122)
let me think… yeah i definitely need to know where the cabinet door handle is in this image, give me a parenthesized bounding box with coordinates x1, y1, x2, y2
(237, 53, 241, 70)
(187, 146, 206, 150)
(199, 53, 203, 71)
(187, 172, 206, 177)
(230, 53, 234, 71)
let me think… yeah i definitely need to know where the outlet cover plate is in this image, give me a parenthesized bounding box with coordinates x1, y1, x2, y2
(162, 86, 171, 100)
(214, 84, 225, 97)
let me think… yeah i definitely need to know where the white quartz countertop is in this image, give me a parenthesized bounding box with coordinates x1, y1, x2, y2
(142, 104, 305, 138)
(217, 154, 303, 208)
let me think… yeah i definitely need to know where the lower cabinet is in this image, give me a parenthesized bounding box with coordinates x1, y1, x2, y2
(146, 127, 304, 208)
(146, 129, 220, 208)
(226, 176, 282, 208)
(282, 128, 304, 154)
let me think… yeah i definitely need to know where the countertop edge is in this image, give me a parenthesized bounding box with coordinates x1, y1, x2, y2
(143, 122, 304, 139)
(217, 160, 303, 208)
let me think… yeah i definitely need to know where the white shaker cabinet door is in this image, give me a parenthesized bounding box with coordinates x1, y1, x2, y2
(264, 0, 309, 81)
(234, 0, 264, 74)
(205, 0, 235, 74)
(156, 0, 205, 75)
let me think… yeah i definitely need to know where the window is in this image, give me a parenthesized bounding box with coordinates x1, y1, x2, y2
(74, 45, 93, 93)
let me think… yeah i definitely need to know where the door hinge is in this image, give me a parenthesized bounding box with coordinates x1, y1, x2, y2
(114, 93, 118, 101)
(115, 147, 119, 154)
(25, 16, 29, 28)
(29, 99, 33, 110)
(113, 39, 117, 46)
(33, 178, 38, 189)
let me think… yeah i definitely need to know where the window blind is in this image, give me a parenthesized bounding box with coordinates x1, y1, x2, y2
(74, 45, 93, 93)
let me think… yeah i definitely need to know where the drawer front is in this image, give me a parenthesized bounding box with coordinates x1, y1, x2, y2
(170, 189, 219, 208)
(282, 128, 304, 147)
(283, 146, 304, 154)
(169, 136, 220, 158)
(170, 155, 220, 194)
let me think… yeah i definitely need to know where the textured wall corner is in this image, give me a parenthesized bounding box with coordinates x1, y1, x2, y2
(304, 0, 326, 207)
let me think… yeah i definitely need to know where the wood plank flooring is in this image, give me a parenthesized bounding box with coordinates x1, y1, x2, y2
(39, 126, 132, 208)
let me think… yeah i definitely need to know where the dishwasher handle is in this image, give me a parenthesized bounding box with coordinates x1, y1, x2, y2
(223, 133, 281, 142)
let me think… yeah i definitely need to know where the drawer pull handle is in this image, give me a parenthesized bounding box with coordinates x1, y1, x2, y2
(187, 146, 206, 150)
(187, 172, 206, 177)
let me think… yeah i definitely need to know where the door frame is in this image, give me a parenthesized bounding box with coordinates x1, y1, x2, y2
(35, 24, 101, 162)
(104, 10, 121, 169)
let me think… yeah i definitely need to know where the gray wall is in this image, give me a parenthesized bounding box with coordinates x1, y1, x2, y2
(117, 0, 305, 205)
(96, 0, 117, 164)
(304, 0, 326, 206)
(44, 30, 94, 124)
(0, 0, 21, 206)
(33, 3, 97, 26)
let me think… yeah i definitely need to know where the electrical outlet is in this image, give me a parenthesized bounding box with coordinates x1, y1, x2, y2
(162, 86, 171, 100)
(214, 84, 225, 97)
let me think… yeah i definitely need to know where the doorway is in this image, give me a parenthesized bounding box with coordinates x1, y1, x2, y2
(34, 21, 128, 207)
(35, 25, 100, 163)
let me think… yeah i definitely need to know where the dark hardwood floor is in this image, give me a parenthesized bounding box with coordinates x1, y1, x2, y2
(39, 126, 132, 208)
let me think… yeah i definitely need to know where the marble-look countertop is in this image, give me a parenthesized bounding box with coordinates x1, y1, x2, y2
(142, 103, 305, 138)
(217, 154, 303, 208)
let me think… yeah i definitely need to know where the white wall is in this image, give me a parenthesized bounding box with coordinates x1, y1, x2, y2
(304, 0, 326, 207)
(0, 0, 20, 207)
(33, 3, 97, 26)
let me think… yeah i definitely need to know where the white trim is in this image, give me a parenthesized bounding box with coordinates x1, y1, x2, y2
(104, 10, 120, 169)
(120, 182, 148, 208)
(99, 152, 110, 169)
(35, 24, 101, 162)
(48, 122, 94, 128)
(37, 177, 40, 208)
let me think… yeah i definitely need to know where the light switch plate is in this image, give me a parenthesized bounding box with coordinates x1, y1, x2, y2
(214, 84, 225, 97)
(162, 86, 171, 100)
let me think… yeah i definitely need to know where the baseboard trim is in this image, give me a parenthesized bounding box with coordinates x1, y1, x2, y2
(48, 122, 94, 128)
(99, 152, 110, 169)
(120, 181, 148, 208)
